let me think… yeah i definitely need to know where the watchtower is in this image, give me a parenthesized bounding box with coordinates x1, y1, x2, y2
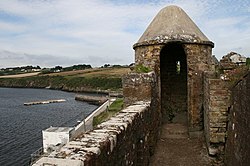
(133, 5, 214, 132)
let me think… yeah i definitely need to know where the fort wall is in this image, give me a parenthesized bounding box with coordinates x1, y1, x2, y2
(33, 100, 161, 166)
(203, 72, 231, 157)
(225, 72, 250, 165)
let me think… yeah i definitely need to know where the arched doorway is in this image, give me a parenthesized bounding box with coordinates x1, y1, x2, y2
(160, 43, 188, 125)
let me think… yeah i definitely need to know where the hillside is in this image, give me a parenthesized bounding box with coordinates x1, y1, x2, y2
(44, 67, 130, 78)
(0, 67, 131, 93)
(0, 72, 40, 78)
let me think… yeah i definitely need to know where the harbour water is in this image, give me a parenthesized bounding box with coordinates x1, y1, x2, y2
(0, 88, 98, 166)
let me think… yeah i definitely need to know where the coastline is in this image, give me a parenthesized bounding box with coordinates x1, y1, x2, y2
(0, 75, 123, 95)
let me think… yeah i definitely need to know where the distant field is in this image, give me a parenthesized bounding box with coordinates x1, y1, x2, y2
(0, 72, 40, 78)
(0, 67, 130, 78)
(44, 67, 131, 78)
(0, 67, 131, 91)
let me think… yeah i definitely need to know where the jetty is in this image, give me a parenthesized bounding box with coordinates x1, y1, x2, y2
(75, 94, 107, 105)
(24, 99, 66, 106)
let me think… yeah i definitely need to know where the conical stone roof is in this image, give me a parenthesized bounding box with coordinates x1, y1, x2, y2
(134, 5, 214, 48)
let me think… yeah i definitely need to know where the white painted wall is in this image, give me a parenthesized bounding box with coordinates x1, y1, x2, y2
(42, 127, 74, 153)
(230, 54, 246, 63)
(72, 98, 115, 137)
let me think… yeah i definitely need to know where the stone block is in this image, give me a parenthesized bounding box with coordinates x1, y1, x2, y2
(210, 133, 226, 143)
(209, 122, 227, 128)
(209, 127, 219, 132)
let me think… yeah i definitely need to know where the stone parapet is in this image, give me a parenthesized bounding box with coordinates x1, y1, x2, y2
(184, 44, 214, 131)
(203, 72, 231, 157)
(225, 72, 250, 166)
(123, 72, 156, 106)
(33, 101, 160, 166)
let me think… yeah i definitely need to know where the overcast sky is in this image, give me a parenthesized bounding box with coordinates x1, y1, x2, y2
(0, 0, 250, 68)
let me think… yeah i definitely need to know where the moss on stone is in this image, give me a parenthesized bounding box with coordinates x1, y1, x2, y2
(134, 64, 152, 73)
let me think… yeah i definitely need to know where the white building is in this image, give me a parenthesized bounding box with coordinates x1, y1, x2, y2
(230, 53, 247, 64)
(42, 127, 74, 153)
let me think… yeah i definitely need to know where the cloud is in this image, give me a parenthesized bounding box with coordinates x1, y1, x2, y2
(0, 0, 249, 68)
(202, 13, 250, 58)
(0, 0, 158, 67)
(0, 50, 83, 68)
(0, 21, 27, 33)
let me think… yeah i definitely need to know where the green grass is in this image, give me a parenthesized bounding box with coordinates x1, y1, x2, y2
(0, 67, 128, 91)
(0, 75, 122, 90)
(135, 64, 152, 73)
(0, 70, 25, 76)
(93, 98, 124, 127)
(247, 58, 250, 67)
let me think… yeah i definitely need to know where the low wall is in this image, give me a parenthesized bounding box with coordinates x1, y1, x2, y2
(123, 72, 155, 106)
(40, 99, 115, 155)
(73, 99, 115, 137)
(203, 72, 231, 157)
(225, 72, 250, 165)
(33, 101, 160, 166)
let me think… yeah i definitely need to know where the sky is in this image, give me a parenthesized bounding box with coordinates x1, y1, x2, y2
(0, 0, 250, 68)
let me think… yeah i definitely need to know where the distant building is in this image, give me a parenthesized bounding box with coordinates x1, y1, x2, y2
(230, 53, 247, 64)
(32, 69, 41, 72)
(220, 52, 247, 69)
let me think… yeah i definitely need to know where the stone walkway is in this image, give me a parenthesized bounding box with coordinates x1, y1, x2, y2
(149, 113, 213, 166)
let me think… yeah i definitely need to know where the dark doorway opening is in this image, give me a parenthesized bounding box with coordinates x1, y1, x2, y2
(160, 43, 188, 125)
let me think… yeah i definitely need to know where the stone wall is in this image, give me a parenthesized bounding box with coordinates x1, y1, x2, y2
(134, 43, 214, 132)
(184, 44, 214, 131)
(225, 72, 250, 166)
(134, 45, 163, 73)
(123, 72, 156, 106)
(203, 72, 231, 157)
(33, 101, 160, 166)
(160, 44, 187, 122)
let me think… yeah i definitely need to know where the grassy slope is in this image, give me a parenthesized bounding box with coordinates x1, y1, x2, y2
(45, 67, 130, 78)
(0, 72, 40, 78)
(0, 67, 130, 92)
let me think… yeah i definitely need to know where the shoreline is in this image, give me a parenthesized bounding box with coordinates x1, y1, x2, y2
(0, 86, 123, 97)
(0, 85, 108, 93)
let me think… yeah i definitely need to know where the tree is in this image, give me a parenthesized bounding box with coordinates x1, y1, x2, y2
(103, 64, 110, 68)
(246, 58, 250, 67)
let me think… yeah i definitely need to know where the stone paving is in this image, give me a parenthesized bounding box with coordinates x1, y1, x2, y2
(149, 113, 213, 166)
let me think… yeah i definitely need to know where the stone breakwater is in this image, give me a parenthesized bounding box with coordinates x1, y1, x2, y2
(33, 101, 160, 166)
(75, 95, 107, 105)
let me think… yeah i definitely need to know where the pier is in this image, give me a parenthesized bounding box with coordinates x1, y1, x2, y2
(24, 99, 66, 106)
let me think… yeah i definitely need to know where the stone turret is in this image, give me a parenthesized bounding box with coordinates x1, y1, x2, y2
(131, 5, 215, 133)
(134, 5, 214, 48)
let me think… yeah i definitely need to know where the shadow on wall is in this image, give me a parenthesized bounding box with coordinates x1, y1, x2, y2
(225, 72, 250, 166)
